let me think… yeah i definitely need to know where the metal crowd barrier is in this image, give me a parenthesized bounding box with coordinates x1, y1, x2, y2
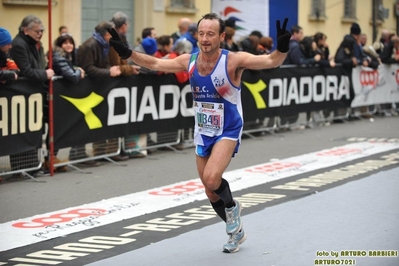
(0, 149, 44, 182)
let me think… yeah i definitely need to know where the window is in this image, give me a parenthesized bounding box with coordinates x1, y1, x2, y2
(343, 0, 356, 19)
(310, 0, 326, 19)
(166, 0, 196, 14)
(170, 0, 195, 9)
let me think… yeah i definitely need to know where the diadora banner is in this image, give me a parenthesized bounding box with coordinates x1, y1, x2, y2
(240, 66, 353, 118)
(53, 74, 194, 149)
(0, 65, 370, 153)
(0, 80, 44, 156)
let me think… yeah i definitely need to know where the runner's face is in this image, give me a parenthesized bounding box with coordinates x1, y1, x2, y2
(198, 19, 225, 54)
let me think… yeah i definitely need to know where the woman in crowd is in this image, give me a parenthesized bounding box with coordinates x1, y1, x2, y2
(52, 33, 85, 84)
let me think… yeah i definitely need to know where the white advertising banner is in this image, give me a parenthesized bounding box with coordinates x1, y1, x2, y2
(351, 65, 399, 107)
(212, 0, 269, 42)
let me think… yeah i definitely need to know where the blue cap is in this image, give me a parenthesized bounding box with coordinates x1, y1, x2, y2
(141, 37, 157, 55)
(0, 27, 12, 46)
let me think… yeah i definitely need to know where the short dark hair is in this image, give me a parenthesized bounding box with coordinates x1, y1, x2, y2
(95, 20, 114, 36)
(157, 35, 172, 46)
(142, 27, 154, 39)
(59, 25, 67, 33)
(197, 13, 225, 34)
(291, 25, 302, 34)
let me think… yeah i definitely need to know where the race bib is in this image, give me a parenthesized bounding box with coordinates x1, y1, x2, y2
(194, 101, 224, 137)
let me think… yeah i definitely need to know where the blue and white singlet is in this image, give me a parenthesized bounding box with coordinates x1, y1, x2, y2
(188, 49, 243, 157)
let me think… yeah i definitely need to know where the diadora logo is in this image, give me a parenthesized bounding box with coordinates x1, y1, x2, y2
(243, 79, 267, 109)
(61, 92, 104, 129)
(213, 76, 225, 87)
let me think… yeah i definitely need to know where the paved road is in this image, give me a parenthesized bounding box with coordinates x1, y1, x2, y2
(0, 116, 398, 266)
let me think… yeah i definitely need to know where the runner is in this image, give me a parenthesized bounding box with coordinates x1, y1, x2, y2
(108, 12, 291, 253)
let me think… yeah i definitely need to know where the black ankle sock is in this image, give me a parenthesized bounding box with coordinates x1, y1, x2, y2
(210, 199, 226, 222)
(213, 178, 235, 208)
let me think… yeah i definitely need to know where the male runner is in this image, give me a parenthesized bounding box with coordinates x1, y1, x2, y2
(108, 13, 291, 253)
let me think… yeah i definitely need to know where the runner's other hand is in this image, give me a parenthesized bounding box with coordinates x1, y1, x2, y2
(107, 28, 132, 59)
(276, 18, 291, 53)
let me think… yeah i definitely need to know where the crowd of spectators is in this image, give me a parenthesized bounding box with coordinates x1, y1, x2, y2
(1, 14, 398, 176)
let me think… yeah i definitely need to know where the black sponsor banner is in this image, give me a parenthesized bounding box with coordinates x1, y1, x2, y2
(4, 67, 354, 152)
(241, 66, 354, 119)
(0, 80, 44, 156)
(53, 74, 193, 149)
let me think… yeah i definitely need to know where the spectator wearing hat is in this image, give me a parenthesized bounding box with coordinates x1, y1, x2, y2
(132, 26, 159, 74)
(175, 23, 198, 53)
(338, 22, 369, 67)
(0, 27, 18, 84)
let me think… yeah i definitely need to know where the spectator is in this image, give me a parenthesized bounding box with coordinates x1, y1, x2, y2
(221, 18, 239, 52)
(59, 25, 68, 36)
(0, 27, 18, 84)
(171, 17, 192, 43)
(109, 12, 140, 76)
(9, 15, 55, 176)
(133, 36, 158, 74)
(380, 34, 399, 64)
(51, 33, 94, 168)
(77, 20, 126, 162)
(334, 37, 357, 68)
(283, 25, 320, 66)
(11, 15, 54, 84)
(77, 20, 121, 79)
(335, 23, 370, 68)
(154, 35, 174, 59)
(360, 33, 380, 69)
(259, 36, 273, 54)
(131, 27, 159, 75)
(241, 30, 263, 55)
(175, 23, 198, 53)
(313, 32, 335, 67)
(52, 34, 84, 84)
(168, 39, 192, 83)
(109, 11, 145, 159)
(373, 29, 390, 56)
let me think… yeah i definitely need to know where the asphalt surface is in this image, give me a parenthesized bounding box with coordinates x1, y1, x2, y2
(0, 115, 398, 266)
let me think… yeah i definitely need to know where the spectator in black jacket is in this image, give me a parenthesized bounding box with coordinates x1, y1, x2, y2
(52, 34, 85, 84)
(9, 15, 55, 176)
(10, 15, 54, 85)
(380, 34, 399, 64)
(283, 25, 320, 66)
(335, 23, 369, 69)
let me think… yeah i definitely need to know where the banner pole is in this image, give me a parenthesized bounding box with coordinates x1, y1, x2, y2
(48, 0, 54, 176)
